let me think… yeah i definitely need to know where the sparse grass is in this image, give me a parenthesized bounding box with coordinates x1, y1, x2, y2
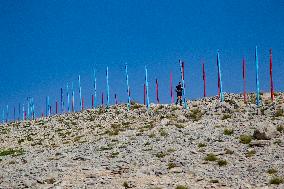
(187, 108, 203, 121)
(246, 150, 256, 157)
(221, 114, 231, 120)
(130, 103, 143, 110)
(274, 109, 283, 117)
(175, 124, 185, 129)
(175, 185, 188, 189)
(276, 125, 284, 133)
(225, 148, 234, 155)
(123, 181, 130, 188)
(167, 148, 176, 153)
(274, 139, 281, 145)
(204, 153, 218, 161)
(155, 151, 167, 158)
(197, 143, 207, 148)
(210, 179, 219, 183)
(240, 135, 252, 144)
(111, 152, 119, 158)
(269, 177, 283, 185)
(167, 162, 177, 169)
(148, 133, 156, 138)
(267, 168, 278, 175)
(217, 159, 227, 166)
(0, 148, 24, 157)
(159, 128, 168, 137)
(223, 128, 234, 135)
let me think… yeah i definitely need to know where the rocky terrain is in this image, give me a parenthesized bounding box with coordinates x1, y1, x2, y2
(0, 92, 284, 189)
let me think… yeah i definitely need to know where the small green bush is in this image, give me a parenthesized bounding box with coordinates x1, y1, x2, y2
(269, 177, 283, 185)
(240, 135, 252, 144)
(246, 150, 256, 157)
(221, 114, 231, 120)
(267, 168, 278, 174)
(217, 159, 227, 166)
(276, 125, 284, 133)
(197, 143, 207, 148)
(224, 128, 234, 135)
(204, 153, 218, 161)
(275, 109, 283, 117)
(123, 181, 130, 188)
(225, 148, 234, 154)
(0, 148, 24, 157)
(167, 162, 177, 169)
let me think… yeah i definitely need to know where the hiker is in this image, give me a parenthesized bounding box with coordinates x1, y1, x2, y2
(175, 82, 183, 106)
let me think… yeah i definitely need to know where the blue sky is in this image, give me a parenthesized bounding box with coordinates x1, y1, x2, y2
(0, 0, 284, 120)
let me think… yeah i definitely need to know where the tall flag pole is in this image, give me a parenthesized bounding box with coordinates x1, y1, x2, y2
(72, 82, 75, 112)
(217, 50, 224, 102)
(144, 83, 146, 105)
(125, 64, 131, 110)
(202, 63, 206, 97)
(115, 94, 118, 105)
(269, 49, 274, 101)
(78, 75, 82, 111)
(67, 83, 70, 112)
(156, 79, 160, 104)
(170, 72, 174, 104)
(242, 57, 247, 103)
(255, 46, 260, 106)
(22, 104, 25, 120)
(2, 109, 4, 124)
(6, 105, 8, 123)
(102, 92, 104, 106)
(14, 107, 16, 122)
(56, 101, 58, 114)
(93, 69, 97, 108)
(60, 88, 63, 113)
(145, 66, 150, 110)
(106, 67, 110, 108)
(179, 60, 188, 109)
(18, 103, 20, 121)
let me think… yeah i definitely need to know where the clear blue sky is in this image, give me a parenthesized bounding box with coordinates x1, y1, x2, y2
(0, 0, 284, 119)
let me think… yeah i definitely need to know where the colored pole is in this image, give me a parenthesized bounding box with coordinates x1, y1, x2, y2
(18, 103, 20, 121)
(60, 88, 63, 112)
(217, 50, 224, 102)
(14, 107, 16, 122)
(115, 94, 118, 105)
(179, 60, 188, 109)
(22, 104, 25, 120)
(156, 79, 159, 104)
(144, 83, 146, 105)
(202, 63, 206, 97)
(6, 105, 8, 123)
(72, 82, 75, 112)
(243, 57, 247, 103)
(82, 97, 84, 110)
(216, 57, 220, 98)
(2, 109, 4, 124)
(67, 83, 70, 112)
(93, 69, 97, 109)
(106, 67, 110, 108)
(145, 66, 150, 110)
(170, 72, 174, 104)
(255, 46, 260, 106)
(125, 64, 131, 110)
(78, 75, 82, 111)
(270, 49, 274, 101)
(56, 101, 58, 114)
(92, 95, 94, 108)
(102, 92, 104, 106)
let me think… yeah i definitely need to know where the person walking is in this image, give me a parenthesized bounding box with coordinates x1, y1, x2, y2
(175, 82, 183, 106)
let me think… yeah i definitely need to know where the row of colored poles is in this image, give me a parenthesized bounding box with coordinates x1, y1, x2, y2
(1, 47, 275, 124)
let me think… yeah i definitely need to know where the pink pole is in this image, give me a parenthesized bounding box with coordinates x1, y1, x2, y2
(270, 49, 274, 101)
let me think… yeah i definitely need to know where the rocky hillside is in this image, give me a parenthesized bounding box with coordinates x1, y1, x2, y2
(0, 93, 284, 189)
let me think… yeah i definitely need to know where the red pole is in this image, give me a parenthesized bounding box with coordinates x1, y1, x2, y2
(217, 56, 220, 98)
(144, 83, 146, 105)
(41, 112, 44, 118)
(92, 95, 94, 108)
(270, 49, 274, 101)
(243, 57, 247, 103)
(56, 101, 58, 114)
(202, 63, 206, 97)
(24, 111, 26, 120)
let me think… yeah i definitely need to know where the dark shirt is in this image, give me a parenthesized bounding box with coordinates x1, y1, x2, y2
(176, 84, 183, 96)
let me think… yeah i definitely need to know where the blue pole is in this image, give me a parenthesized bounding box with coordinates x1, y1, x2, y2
(255, 46, 260, 106)
(78, 75, 82, 111)
(2, 109, 4, 124)
(6, 105, 8, 123)
(93, 69, 97, 108)
(67, 83, 70, 112)
(145, 66, 150, 110)
(125, 64, 131, 110)
(106, 67, 110, 107)
(72, 82, 75, 112)
(217, 50, 224, 102)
